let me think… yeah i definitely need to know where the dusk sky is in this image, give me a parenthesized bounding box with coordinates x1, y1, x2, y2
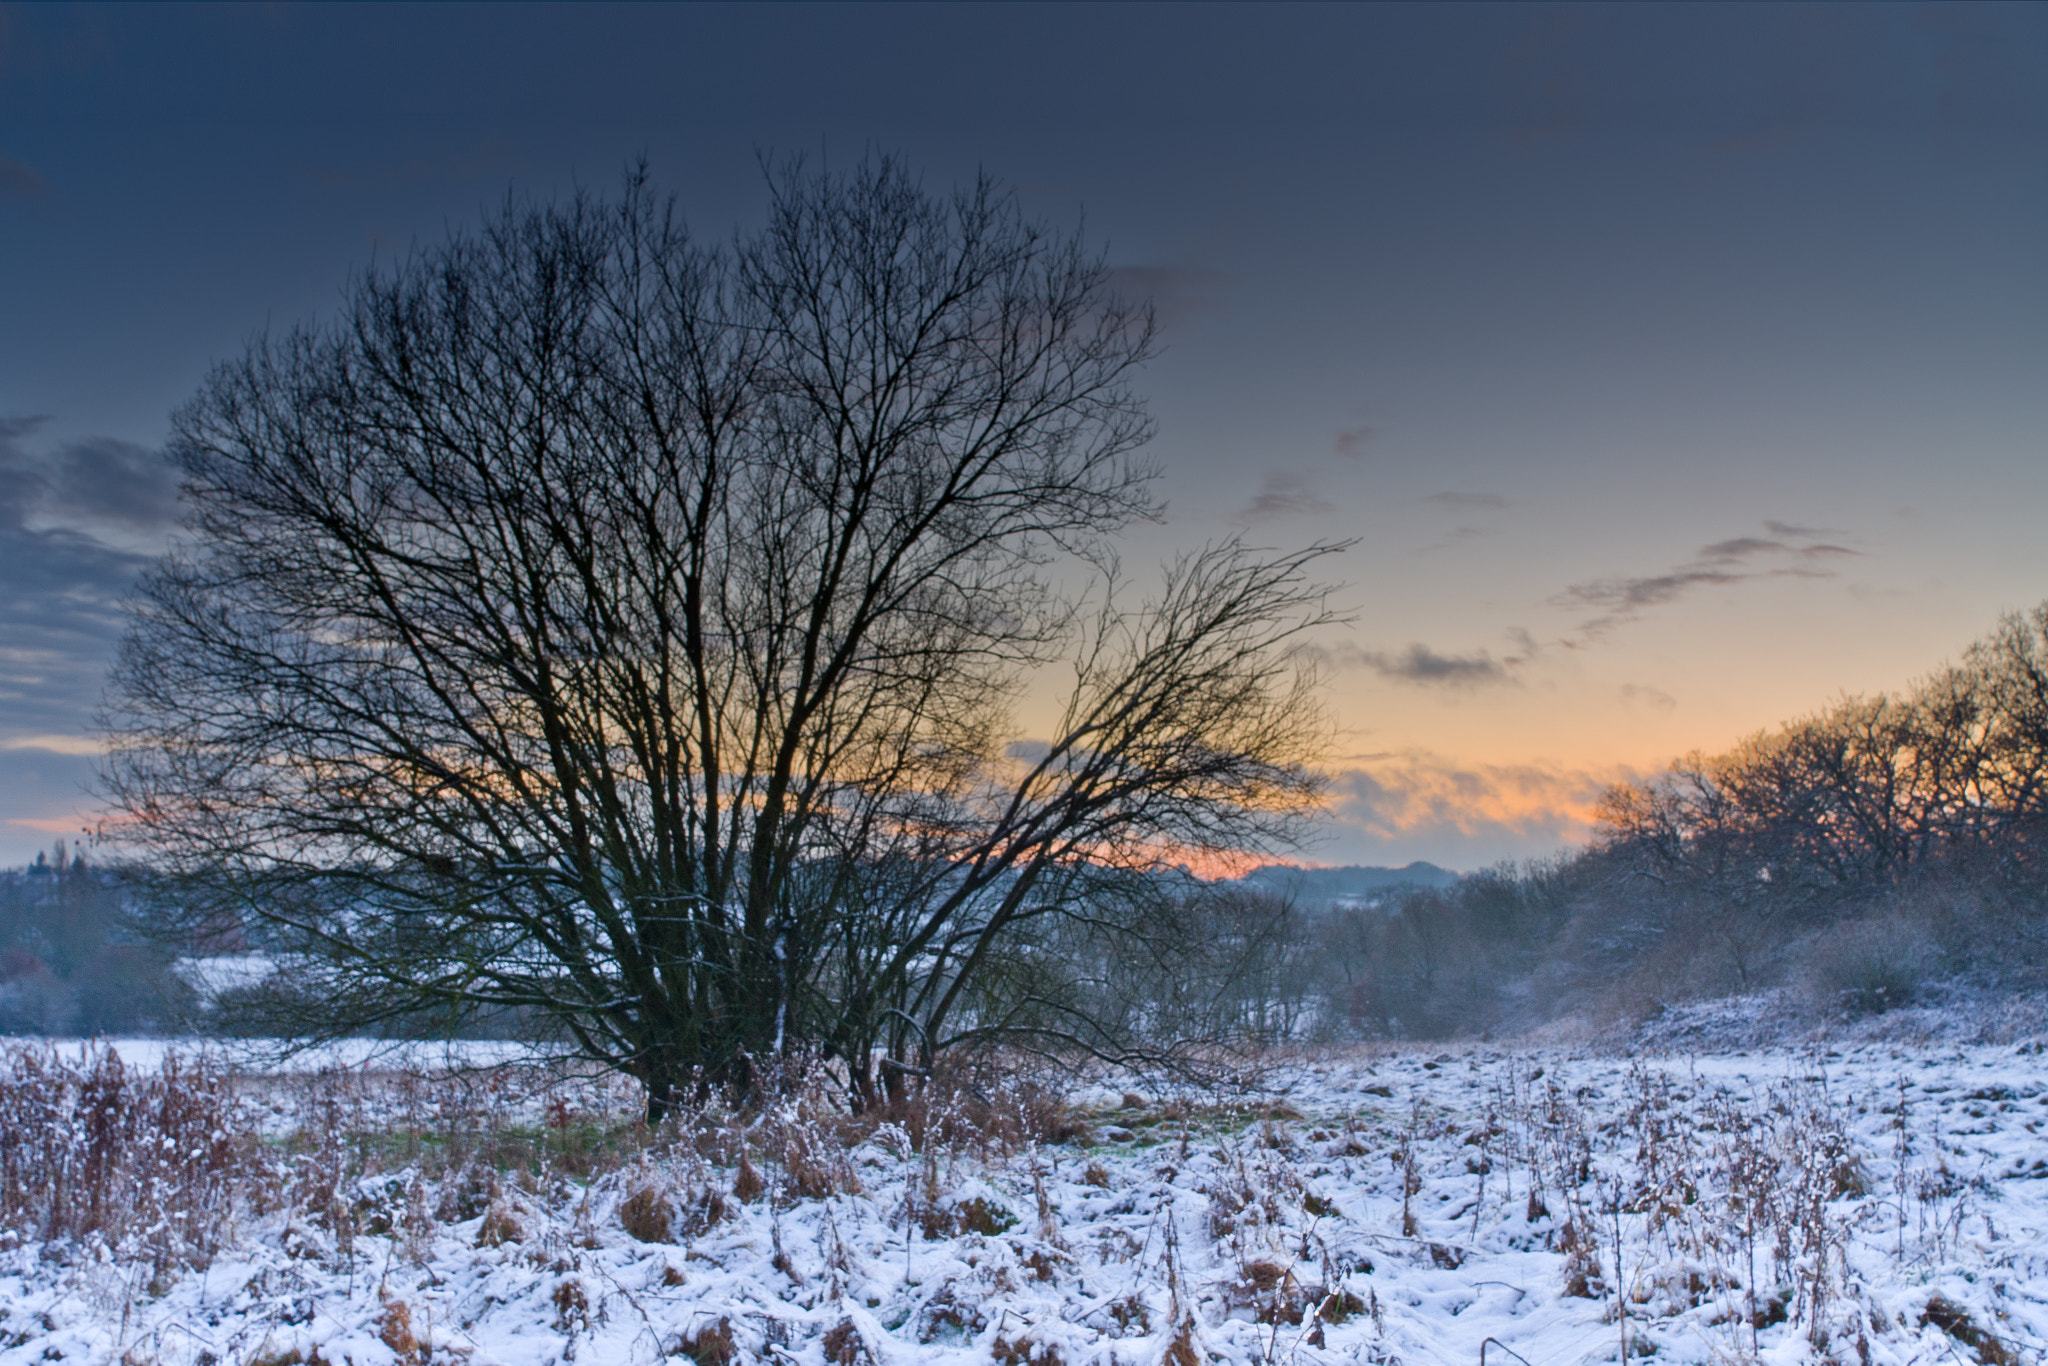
(1, 2, 2044, 870)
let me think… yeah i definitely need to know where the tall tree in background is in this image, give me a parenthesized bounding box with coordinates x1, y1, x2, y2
(102, 159, 1340, 1118)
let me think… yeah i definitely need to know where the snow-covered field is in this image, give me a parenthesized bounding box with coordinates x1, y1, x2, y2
(5, 1038, 2048, 1366)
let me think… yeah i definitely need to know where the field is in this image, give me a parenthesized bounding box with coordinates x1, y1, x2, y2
(3, 1033, 2046, 1366)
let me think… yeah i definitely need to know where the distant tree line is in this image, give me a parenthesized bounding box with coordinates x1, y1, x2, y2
(70, 607, 2048, 1052)
(1281, 604, 2048, 1038)
(0, 843, 192, 1035)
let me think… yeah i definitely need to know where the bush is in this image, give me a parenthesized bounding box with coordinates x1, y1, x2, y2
(1809, 918, 1932, 1015)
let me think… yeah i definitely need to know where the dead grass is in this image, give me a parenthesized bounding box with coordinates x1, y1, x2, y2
(0, 1042, 271, 1269)
(992, 1332, 1066, 1366)
(1921, 1295, 2017, 1366)
(376, 1296, 428, 1365)
(821, 1318, 873, 1366)
(1163, 1315, 1202, 1366)
(550, 1276, 591, 1333)
(618, 1179, 673, 1242)
(677, 1315, 737, 1366)
(844, 1052, 1089, 1154)
(4, 1038, 2003, 1366)
(0, 1040, 1099, 1289)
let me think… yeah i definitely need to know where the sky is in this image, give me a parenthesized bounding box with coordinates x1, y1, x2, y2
(0, 2, 2043, 872)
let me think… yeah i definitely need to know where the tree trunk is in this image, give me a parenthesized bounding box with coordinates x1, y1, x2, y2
(644, 1074, 675, 1127)
(882, 1057, 910, 1108)
(641, 1046, 690, 1127)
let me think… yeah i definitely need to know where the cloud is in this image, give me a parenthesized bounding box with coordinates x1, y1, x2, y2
(1301, 631, 1534, 689)
(1235, 472, 1332, 522)
(1310, 750, 1631, 868)
(1698, 534, 1856, 565)
(1103, 265, 1233, 332)
(1617, 683, 1678, 713)
(1415, 494, 1517, 551)
(1763, 519, 1830, 538)
(1333, 427, 1374, 459)
(6, 816, 92, 836)
(0, 735, 104, 757)
(0, 155, 49, 198)
(0, 418, 180, 536)
(1699, 536, 1782, 561)
(1356, 644, 1513, 688)
(0, 529, 154, 716)
(0, 416, 173, 757)
(1564, 566, 1748, 616)
(1558, 520, 1860, 639)
(0, 747, 98, 865)
(1421, 491, 1515, 511)
(43, 437, 181, 529)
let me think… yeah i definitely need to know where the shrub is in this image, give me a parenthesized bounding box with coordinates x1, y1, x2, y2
(1811, 918, 1930, 1015)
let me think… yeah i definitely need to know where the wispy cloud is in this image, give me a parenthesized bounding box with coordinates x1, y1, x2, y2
(1617, 683, 1677, 713)
(1559, 521, 1859, 639)
(1103, 265, 1234, 332)
(0, 155, 49, 198)
(1698, 534, 1853, 563)
(1354, 644, 1512, 688)
(0, 745, 99, 862)
(1565, 566, 1749, 616)
(0, 418, 180, 537)
(6, 815, 95, 836)
(1302, 630, 1535, 689)
(1369, 645, 1509, 686)
(1421, 491, 1515, 511)
(0, 416, 176, 747)
(1762, 518, 1816, 538)
(1698, 536, 1780, 560)
(0, 735, 104, 757)
(1333, 427, 1374, 459)
(1235, 472, 1332, 522)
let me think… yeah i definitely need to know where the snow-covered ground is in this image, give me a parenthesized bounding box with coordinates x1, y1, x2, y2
(0, 1035, 561, 1077)
(5, 1038, 2048, 1366)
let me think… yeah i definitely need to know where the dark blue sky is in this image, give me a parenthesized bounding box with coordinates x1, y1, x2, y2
(2, 3, 2044, 867)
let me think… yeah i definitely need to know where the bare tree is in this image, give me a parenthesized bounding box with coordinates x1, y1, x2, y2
(102, 158, 1341, 1118)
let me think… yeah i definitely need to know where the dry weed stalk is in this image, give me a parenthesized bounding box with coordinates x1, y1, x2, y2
(0, 1043, 270, 1271)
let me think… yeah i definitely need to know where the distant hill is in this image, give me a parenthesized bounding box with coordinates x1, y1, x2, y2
(1228, 862, 1459, 904)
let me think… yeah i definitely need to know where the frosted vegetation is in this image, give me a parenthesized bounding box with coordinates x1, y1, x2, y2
(5, 1036, 2046, 1366)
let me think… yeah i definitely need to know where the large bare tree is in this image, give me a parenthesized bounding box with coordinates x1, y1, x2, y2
(103, 159, 1339, 1118)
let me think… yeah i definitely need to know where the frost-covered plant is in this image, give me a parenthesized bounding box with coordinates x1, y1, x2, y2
(0, 1042, 272, 1271)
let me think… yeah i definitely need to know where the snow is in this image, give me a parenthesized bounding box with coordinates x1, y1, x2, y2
(0, 1035, 565, 1077)
(173, 956, 280, 1007)
(6, 1038, 2048, 1366)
